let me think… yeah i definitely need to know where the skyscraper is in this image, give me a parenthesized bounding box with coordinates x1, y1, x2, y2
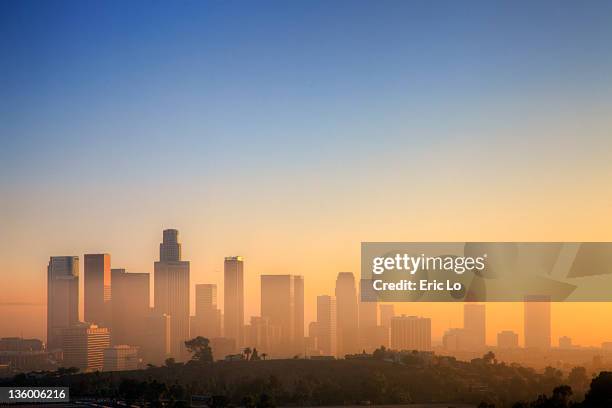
(443, 328, 470, 351)
(390, 315, 431, 351)
(245, 316, 280, 354)
(316, 295, 337, 357)
(559, 336, 573, 349)
(260, 274, 304, 357)
(84, 254, 111, 327)
(61, 323, 111, 372)
(111, 269, 149, 346)
(497, 330, 519, 349)
(306, 322, 319, 357)
(191, 284, 222, 339)
(294, 276, 305, 353)
(224, 256, 244, 348)
(195, 284, 217, 316)
(379, 304, 395, 329)
(160, 228, 181, 262)
(335, 272, 359, 356)
(47, 256, 79, 350)
(359, 279, 378, 328)
(154, 229, 190, 360)
(359, 279, 379, 352)
(464, 303, 486, 349)
(141, 311, 171, 365)
(524, 296, 551, 349)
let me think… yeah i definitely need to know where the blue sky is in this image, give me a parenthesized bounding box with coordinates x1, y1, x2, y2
(3, 0, 612, 186)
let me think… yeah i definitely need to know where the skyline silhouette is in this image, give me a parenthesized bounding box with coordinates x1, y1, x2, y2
(5, 229, 612, 354)
(0, 228, 595, 373)
(3, 1, 612, 350)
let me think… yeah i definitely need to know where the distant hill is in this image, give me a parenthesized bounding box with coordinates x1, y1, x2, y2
(1, 355, 570, 407)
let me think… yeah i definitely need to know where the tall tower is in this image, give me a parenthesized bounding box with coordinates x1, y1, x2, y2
(379, 304, 395, 329)
(497, 331, 519, 349)
(316, 295, 337, 357)
(260, 275, 304, 357)
(110, 269, 150, 346)
(141, 312, 171, 365)
(195, 284, 217, 315)
(464, 303, 486, 349)
(84, 254, 111, 327)
(359, 279, 378, 329)
(47, 256, 79, 350)
(378, 303, 395, 348)
(154, 229, 190, 360)
(160, 229, 181, 262)
(524, 295, 551, 349)
(335, 272, 359, 356)
(245, 316, 277, 354)
(224, 256, 244, 348)
(293, 275, 304, 353)
(359, 278, 379, 352)
(192, 284, 222, 339)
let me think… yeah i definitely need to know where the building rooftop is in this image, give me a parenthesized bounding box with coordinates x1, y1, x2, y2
(225, 256, 243, 261)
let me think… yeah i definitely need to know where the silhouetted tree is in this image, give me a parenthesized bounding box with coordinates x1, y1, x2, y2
(168, 382, 186, 406)
(210, 395, 229, 408)
(185, 336, 213, 362)
(552, 385, 573, 404)
(483, 351, 496, 364)
(1, 346, 582, 407)
(242, 395, 256, 408)
(118, 378, 143, 404)
(144, 380, 167, 407)
(519, 385, 573, 408)
(568, 366, 589, 392)
(544, 366, 563, 380)
(582, 371, 612, 407)
(57, 366, 79, 376)
(401, 351, 422, 367)
(373, 346, 387, 360)
(257, 392, 275, 408)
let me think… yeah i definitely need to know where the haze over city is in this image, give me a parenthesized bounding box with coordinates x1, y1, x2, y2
(2, 1, 612, 350)
(3, 2, 612, 407)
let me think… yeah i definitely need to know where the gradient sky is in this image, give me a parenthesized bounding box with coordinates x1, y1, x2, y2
(1, 1, 612, 346)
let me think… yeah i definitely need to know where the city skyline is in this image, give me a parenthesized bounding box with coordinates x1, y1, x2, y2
(27, 227, 609, 352)
(2, 227, 611, 374)
(2, 3, 612, 405)
(4, 233, 607, 352)
(7, 231, 612, 348)
(3, 1, 612, 350)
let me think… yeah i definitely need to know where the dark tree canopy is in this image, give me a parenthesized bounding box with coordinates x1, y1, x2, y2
(185, 336, 213, 363)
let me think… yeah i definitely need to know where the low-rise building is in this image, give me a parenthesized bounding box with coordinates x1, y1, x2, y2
(103, 345, 139, 371)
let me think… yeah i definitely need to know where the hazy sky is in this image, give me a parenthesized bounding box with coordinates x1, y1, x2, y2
(1, 1, 612, 345)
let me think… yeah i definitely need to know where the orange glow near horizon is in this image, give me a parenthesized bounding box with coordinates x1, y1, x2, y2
(3, 220, 612, 348)
(2, 120, 612, 347)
